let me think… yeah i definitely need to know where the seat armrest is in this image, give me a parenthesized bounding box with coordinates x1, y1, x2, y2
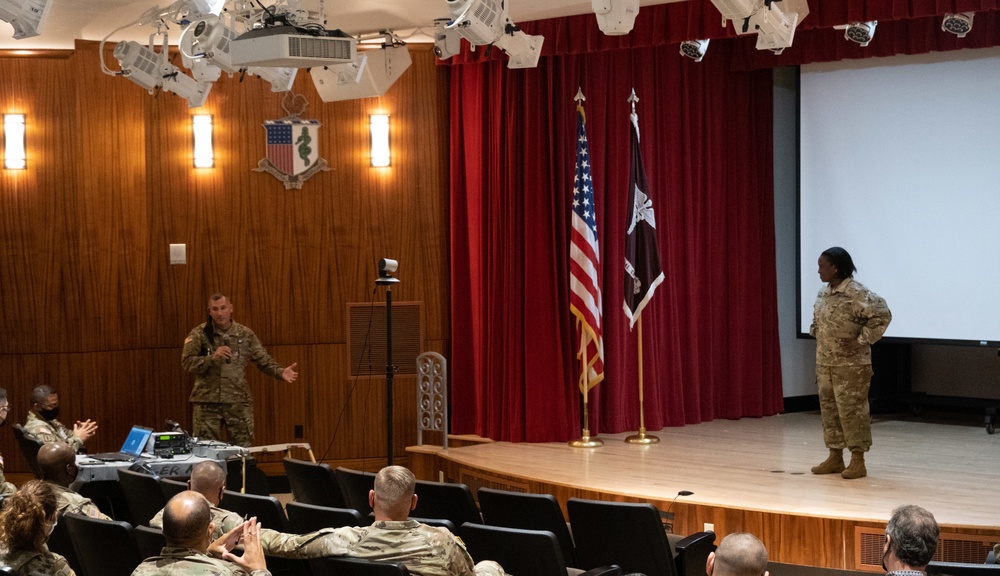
(674, 531, 716, 576)
(578, 565, 622, 576)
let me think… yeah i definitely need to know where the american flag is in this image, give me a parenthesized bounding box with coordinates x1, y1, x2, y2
(569, 102, 605, 392)
(265, 122, 294, 175)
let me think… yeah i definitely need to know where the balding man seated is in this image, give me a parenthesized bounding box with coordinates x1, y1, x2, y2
(264, 465, 505, 576)
(37, 441, 110, 520)
(706, 533, 769, 576)
(22, 384, 97, 453)
(150, 461, 283, 542)
(132, 491, 269, 576)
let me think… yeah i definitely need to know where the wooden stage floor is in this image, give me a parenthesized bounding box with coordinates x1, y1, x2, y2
(408, 412, 1000, 571)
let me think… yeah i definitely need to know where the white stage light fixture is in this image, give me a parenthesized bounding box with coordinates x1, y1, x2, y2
(844, 21, 876, 46)
(493, 22, 544, 69)
(591, 0, 639, 36)
(433, 17, 462, 60)
(0, 0, 51, 39)
(247, 66, 298, 92)
(942, 12, 974, 38)
(679, 39, 709, 62)
(114, 40, 212, 107)
(311, 44, 411, 103)
(445, 0, 505, 46)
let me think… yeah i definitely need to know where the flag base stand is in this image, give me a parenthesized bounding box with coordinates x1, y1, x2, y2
(569, 429, 604, 448)
(625, 428, 660, 444)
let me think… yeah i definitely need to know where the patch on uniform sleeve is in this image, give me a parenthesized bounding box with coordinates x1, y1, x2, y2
(38, 426, 54, 435)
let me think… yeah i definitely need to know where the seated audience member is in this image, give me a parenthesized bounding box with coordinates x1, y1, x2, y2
(706, 533, 769, 576)
(0, 388, 16, 496)
(0, 480, 76, 576)
(22, 385, 97, 453)
(151, 461, 280, 541)
(37, 441, 111, 520)
(882, 505, 939, 576)
(265, 465, 506, 576)
(131, 491, 269, 576)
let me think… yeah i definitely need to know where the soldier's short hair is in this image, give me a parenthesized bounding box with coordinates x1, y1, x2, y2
(163, 492, 212, 548)
(821, 247, 857, 279)
(208, 293, 228, 305)
(374, 465, 416, 510)
(189, 461, 226, 494)
(886, 505, 939, 568)
(713, 533, 768, 576)
(30, 385, 54, 406)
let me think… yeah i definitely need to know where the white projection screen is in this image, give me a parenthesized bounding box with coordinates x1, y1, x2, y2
(798, 47, 1000, 345)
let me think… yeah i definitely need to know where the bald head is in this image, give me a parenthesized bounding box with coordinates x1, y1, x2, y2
(708, 533, 769, 576)
(371, 466, 416, 520)
(188, 461, 227, 504)
(162, 491, 213, 550)
(37, 442, 77, 486)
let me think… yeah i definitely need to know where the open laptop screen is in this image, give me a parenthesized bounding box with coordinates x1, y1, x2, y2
(120, 426, 153, 456)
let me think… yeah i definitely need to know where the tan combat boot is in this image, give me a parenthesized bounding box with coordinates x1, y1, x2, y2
(810, 449, 845, 474)
(841, 451, 867, 479)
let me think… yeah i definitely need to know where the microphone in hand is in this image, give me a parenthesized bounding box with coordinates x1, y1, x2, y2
(223, 337, 231, 363)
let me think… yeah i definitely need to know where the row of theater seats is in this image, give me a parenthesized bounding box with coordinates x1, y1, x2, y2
(56, 459, 717, 576)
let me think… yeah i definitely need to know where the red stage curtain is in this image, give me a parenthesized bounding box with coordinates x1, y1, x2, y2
(449, 39, 782, 442)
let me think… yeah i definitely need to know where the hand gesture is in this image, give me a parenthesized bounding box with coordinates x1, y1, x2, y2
(74, 419, 98, 442)
(213, 345, 233, 362)
(209, 519, 247, 557)
(222, 517, 267, 573)
(282, 362, 299, 383)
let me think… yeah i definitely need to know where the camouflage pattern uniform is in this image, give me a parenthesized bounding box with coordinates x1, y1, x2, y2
(0, 454, 16, 495)
(22, 412, 86, 453)
(49, 482, 111, 520)
(150, 505, 282, 546)
(130, 546, 270, 576)
(181, 321, 286, 447)
(810, 277, 891, 453)
(0, 546, 76, 576)
(263, 519, 505, 576)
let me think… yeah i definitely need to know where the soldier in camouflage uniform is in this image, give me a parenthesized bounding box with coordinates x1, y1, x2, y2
(0, 389, 18, 496)
(132, 491, 270, 576)
(38, 442, 112, 520)
(22, 385, 98, 454)
(0, 480, 76, 576)
(810, 247, 891, 480)
(182, 293, 298, 447)
(264, 466, 506, 576)
(150, 462, 281, 542)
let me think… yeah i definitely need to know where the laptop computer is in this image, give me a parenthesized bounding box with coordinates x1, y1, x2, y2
(87, 425, 154, 462)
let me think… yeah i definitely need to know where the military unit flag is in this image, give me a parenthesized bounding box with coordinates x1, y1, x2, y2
(622, 109, 665, 329)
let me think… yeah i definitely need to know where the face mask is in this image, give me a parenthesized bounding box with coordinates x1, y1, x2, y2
(39, 407, 60, 420)
(47, 518, 58, 537)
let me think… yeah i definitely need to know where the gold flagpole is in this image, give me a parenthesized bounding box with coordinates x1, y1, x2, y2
(626, 316, 659, 444)
(570, 339, 603, 448)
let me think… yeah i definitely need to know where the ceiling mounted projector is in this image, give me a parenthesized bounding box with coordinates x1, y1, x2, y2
(0, 0, 51, 39)
(230, 26, 357, 68)
(592, 0, 639, 36)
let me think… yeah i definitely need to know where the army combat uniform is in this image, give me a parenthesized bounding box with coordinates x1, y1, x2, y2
(264, 519, 506, 576)
(150, 504, 283, 546)
(810, 277, 891, 453)
(22, 411, 86, 453)
(0, 546, 76, 576)
(181, 321, 287, 447)
(51, 483, 111, 520)
(0, 453, 16, 496)
(131, 546, 271, 576)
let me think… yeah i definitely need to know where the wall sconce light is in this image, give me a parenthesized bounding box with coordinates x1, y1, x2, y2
(193, 114, 214, 168)
(3, 114, 26, 170)
(370, 113, 390, 167)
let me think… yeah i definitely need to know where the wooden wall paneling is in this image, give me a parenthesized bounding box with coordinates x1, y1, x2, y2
(0, 45, 449, 475)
